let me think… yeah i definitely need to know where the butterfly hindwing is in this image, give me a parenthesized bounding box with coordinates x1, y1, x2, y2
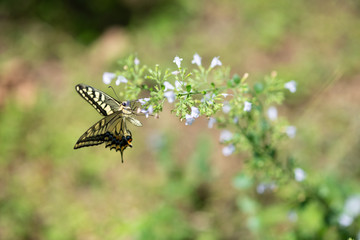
(74, 113, 132, 162)
(75, 83, 121, 116)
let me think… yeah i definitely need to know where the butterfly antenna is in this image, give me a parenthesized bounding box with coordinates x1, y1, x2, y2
(108, 86, 121, 101)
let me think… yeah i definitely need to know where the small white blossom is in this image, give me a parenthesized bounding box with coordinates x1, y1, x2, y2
(210, 56, 222, 68)
(164, 91, 175, 103)
(221, 93, 231, 98)
(191, 53, 202, 66)
(191, 106, 200, 118)
(134, 57, 140, 65)
(344, 195, 360, 218)
(173, 56, 183, 68)
(220, 130, 233, 142)
(175, 80, 184, 90)
(285, 80, 297, 93)
(164, 81, 175, 91)
(267, 106, 278, 121)
(141, 105, 153, 118)
(115, 76, 128, 85)
(208, 117, 216, 128)
(243, 101, 252, 112)
(138, 98, 150, 105)
(103, 72, 116, 85)
(222, 102, 231, 114)
(294, 168, 306, 182)
(185, 114, 195, 125)
(233, 117, 239, 124)
(256, 182, 277, 194)
(171, 70, 180, 75)
(288, 211, 298, 222)
(338, 213, 353, 227)
(286, 126, 297, 138)
(222, 144, 235, 156)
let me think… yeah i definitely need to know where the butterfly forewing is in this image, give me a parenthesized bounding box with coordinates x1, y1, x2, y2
(75, 84, 122, 116)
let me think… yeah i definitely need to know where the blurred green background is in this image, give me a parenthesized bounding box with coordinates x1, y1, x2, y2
(1, 0, 360, 239)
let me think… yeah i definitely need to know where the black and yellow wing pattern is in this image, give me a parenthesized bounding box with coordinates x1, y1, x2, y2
(74, 83, 142, 162)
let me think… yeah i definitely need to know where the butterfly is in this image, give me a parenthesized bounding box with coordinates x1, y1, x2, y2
(74, 83, 142, 162)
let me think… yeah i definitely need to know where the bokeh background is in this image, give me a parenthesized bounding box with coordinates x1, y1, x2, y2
(1, 0, 360, 239)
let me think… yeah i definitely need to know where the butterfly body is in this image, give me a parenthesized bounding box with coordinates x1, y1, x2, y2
(74, 84, 142, 162)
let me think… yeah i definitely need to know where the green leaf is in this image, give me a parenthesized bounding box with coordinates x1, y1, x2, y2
(254, 82, 264, 93)
(186, 85, 192, 92)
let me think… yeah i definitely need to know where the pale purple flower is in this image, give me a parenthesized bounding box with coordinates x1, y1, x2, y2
(191, 53, 202, 66)
(138, 98, 150, 105)
(288, 211, 298, 222)
(103, 72, 116, 85)
(164, 91, 175, 103)
(141, 105, 153, 118)
(171, 70, 180, 75)
(344, 195, 360, 217)
(294, 168, 306, 182)
(173, 56, 183, 68)
(220, 130, 233, 142)
(338, 214, 353, 227)
(208, 117, 216, 128)
(134, 57, 140, 65)
(286, 126, 296, 138)
(210, 56, 222, 68)
(285, 80, 297, 93)
(267, 106, 278, 121)
(115, 76, 128, 85)
(191, 106, 200, 118)
(243, 101, 252, 112)
(222, 144, 235, 156)
(222, 102, 231, 114)
(256, 182, 277, 194)
(164, 81, 175, 91)
(233, 117, 239, 124)
(185, 114, 195, 125)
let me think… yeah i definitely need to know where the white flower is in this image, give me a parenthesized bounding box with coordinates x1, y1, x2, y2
(208, 117, 216, 128)
(344, 195, 360, 218)
(286, 126, 297, 138)
(134, 57, 140, 65)
(190, 106, 200, 118)
(191, 53, 202, 66)
(173, 56, 183, 68)
(175, 80, 184, 90)
(256, 182, 277, 194)
(222, 144, 235, 156)
(288, 211, 298, 222)
(138, 98, 150, 105)
(171, 70, 180, 75)
(141, 105, 153, 118)
(221, 93, 231, 98)
(185, 114, 195, 125)
(267, 106, 278, 121)
(164, 91, 175, 103)
(115, 76, 128, 85)
(243, 101, 252, 112)
(103, 72, 116, 85)
(294, 168, 306, 182)
(220, 130, 233, 142)
(285, 80, 297, 93)
(222, 102, 231, 114)
(338, 213, 353, 227)
(164, 81, 174, 91)
(233, 117, 239, 124)
(210, 56, 222, 68)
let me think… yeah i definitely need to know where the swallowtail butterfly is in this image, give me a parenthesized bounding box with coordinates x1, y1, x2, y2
(74, 84, 142, 162)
